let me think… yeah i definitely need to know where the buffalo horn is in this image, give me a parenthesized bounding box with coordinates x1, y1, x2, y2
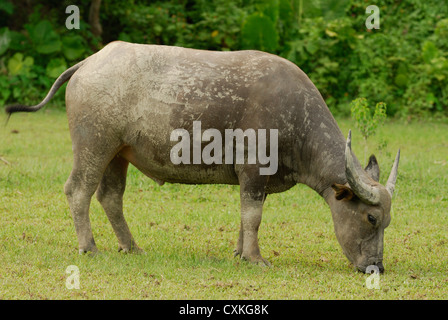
(386, 149, 400, 197)
(345, 130, 381, 205)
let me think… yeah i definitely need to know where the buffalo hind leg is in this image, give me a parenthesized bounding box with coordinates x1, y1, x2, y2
(235, 168, 269, 266)
(64, 150, 116, 254)
(96, 155, 142, 253)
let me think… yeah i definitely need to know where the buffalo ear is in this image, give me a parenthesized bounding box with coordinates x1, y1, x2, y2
(365, 154, 380, 182)
(332, 183, 355, 201)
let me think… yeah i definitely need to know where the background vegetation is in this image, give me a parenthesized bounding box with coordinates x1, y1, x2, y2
(0, 0, 447, 118)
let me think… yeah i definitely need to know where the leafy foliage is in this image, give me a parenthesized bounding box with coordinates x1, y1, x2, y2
(0, 0, 447, 118)
(0, 1, 94, 106)
(350, 97, 387, 163)
(351, 97, 387, 141)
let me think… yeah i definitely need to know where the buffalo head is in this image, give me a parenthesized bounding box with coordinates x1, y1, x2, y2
(329, 130, 400, 273)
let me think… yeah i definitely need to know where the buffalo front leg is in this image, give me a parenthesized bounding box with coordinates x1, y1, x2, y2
(235, 171, 269, 266)
(96, 155, 142, 253)
(234, 193, 268, 259)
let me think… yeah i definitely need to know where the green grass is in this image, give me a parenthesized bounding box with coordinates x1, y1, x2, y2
(1, 109, 447, 299)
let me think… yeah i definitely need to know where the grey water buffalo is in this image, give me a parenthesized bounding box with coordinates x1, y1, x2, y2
(6, 41, 399, 272)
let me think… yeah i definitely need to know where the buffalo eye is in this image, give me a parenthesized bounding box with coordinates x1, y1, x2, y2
(367, 214, 377, 225)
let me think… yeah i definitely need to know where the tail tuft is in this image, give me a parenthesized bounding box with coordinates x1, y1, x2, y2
(5, 104, 36, 115)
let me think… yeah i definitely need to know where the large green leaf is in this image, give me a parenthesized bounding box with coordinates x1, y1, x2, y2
(62, 35, 85, 60)
(241, 13, 278, 52)
(7, 52, 34, 76)
(0, 27, 11, 55)
(27, 20, 61, 54)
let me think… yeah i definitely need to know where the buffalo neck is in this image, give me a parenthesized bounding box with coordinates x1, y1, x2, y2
(293, 105, 348, 200)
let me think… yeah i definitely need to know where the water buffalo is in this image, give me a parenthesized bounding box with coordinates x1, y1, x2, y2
(6, 41, 399, 272)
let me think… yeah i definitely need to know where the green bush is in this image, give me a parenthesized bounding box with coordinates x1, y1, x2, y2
(0, 0, 446, 118)
(0, 2, 95, 107)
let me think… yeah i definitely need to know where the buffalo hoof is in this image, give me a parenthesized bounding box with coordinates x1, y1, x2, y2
(78, 248, 99, 256)
(358, 262, 384, 274)
(243, 257, 271, 267)
(240, 254, 271, 267)
(233, 249, 271, 267)
(233, 248, 242, 258)
(254, 258, 271, 267)
(118, 244, 146, 255)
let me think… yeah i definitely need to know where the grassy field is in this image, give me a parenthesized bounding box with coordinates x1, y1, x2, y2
(0, 109, 447, 300)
